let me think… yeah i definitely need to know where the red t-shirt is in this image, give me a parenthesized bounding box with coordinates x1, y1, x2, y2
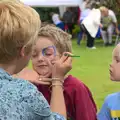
(37, 75, 97, 120)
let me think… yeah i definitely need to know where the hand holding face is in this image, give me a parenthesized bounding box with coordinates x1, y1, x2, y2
(15, 52, 72, 86)
(39, 52, 72, 87)
(51, 52, 72, 80)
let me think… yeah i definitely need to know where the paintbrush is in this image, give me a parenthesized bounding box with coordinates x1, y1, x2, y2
(64, 53, 80, 58)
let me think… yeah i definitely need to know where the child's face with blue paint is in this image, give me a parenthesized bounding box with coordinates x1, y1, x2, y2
(31, 36, 60, 78)
(110, 45, 120, 81)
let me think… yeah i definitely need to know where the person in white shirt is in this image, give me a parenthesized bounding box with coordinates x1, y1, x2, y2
(51, 12, 64, 30)
(101, 9, 119, 46)
(81, 6, 109, 49)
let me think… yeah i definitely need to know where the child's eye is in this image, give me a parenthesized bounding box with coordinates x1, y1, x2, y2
(44, 53, 53, 56)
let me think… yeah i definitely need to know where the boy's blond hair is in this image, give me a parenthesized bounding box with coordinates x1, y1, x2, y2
(0, 0, 41, 63)
(38, 24, 72, 54)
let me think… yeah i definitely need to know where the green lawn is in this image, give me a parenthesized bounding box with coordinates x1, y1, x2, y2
(29, 39, 120, 110)
(70, 39, 120, 110)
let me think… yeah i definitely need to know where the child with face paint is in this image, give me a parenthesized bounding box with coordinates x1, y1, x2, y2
(15, 25, 97, 120)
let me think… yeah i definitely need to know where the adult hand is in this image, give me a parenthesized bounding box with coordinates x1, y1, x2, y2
(51, 52, 72, 80)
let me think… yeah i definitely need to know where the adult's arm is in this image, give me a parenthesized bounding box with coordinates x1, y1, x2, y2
(22, 81, 65, 120)
(50, 53, 72, 118)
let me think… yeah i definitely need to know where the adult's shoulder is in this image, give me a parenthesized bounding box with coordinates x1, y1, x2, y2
(108, 9, 115, 16)
(10, 76, 44, 101)
(13, 76, 38, 92)
(109, 9, 115, 14)
(14, 77, 53, 117)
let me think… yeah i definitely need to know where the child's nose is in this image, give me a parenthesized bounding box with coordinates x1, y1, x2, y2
(110, 62, 113, 67)
(38, 54, 44, 61)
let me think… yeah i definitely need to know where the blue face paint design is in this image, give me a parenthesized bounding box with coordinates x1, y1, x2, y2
(42, 46, 57, 58)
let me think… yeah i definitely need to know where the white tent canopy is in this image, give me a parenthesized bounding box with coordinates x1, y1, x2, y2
(20, 0, 83, 17)
(20, 0, 83, 7)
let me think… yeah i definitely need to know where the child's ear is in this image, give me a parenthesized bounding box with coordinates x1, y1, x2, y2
(20, 46, 26, 57)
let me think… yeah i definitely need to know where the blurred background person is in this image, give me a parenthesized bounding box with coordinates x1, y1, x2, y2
(63, 7, 74, 36)
(79, 0, 90, 12)
(50, 12, 65, 31)
(101, 9, 119, 46)
(81, 6, 109, 49)
(77, 3, 92, 45)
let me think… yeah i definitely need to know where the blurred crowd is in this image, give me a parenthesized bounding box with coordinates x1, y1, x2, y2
(50, 0, 120, 49)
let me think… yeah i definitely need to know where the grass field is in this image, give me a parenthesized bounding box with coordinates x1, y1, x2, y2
(29, 38, 120, 110)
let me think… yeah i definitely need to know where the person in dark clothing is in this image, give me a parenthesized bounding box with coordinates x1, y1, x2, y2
(63, 7, 74, 35)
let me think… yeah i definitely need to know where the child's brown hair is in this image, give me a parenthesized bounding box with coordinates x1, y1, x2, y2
(38, 24, 72, 54)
